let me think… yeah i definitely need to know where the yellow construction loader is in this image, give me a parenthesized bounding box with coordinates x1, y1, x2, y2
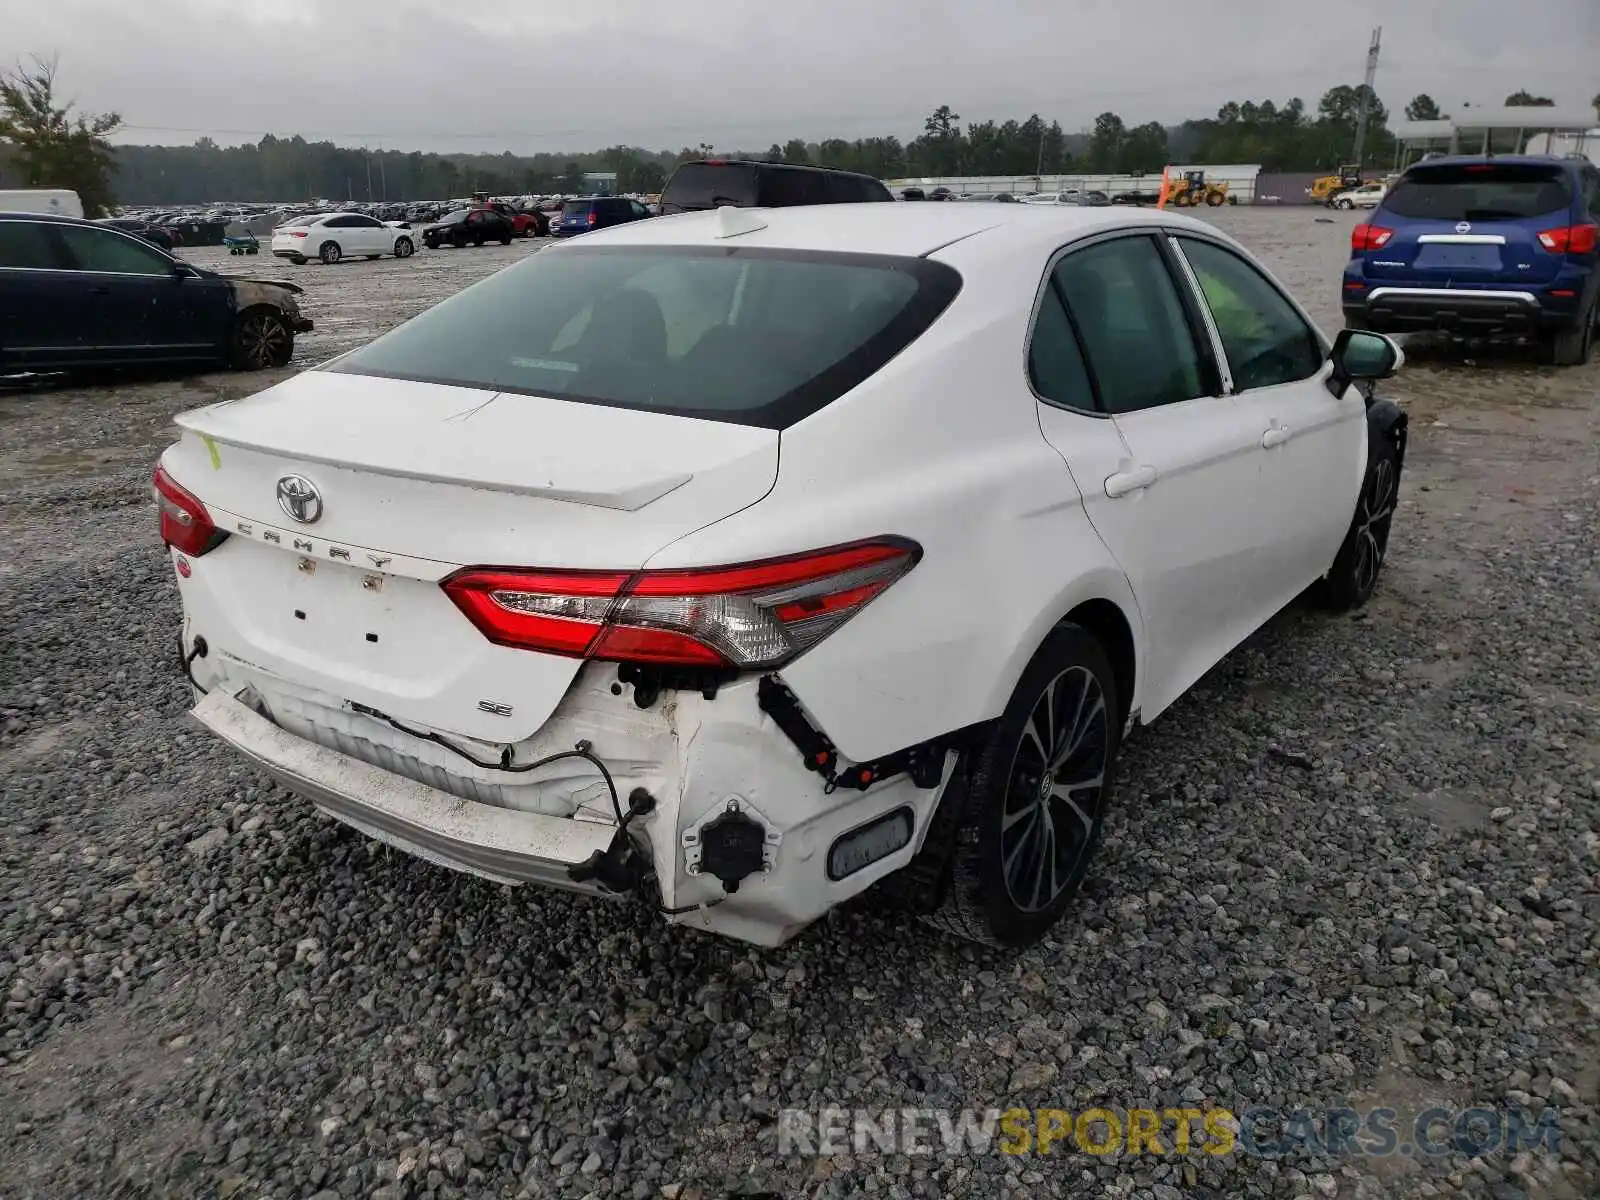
(1166, 170, 1231, 207)
(1307, 165, 1379, 205)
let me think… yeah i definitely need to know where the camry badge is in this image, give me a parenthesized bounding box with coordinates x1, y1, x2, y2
(276, 474, 323, 524)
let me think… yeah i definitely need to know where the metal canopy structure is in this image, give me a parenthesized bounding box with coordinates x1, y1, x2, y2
(1391, 107, 1596, 166)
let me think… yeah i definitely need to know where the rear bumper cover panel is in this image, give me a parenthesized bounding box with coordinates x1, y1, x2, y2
(191, 685, 617, 893)
(1344, 286, 1575, 336)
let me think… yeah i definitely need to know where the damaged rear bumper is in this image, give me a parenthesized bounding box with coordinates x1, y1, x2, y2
(185, 663, 955, 946)
(192, 684, 616, 893)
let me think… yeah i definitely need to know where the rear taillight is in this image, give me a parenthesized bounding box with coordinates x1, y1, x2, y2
(1351, 223, 1393, 251)
(1536, 224, 1598, 255)
(443, 539, 920, 669)
(587, 211, 597, 225)
(290, 230, 307, 238)
(153, 464, 225, 557)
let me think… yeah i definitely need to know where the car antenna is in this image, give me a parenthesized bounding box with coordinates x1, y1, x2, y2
(712, 205, 768, 239)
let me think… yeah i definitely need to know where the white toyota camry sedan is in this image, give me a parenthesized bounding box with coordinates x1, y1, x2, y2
(158, 202, 1406, 949)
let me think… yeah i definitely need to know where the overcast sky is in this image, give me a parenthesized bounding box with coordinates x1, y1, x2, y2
(11, 0, 1599, 154)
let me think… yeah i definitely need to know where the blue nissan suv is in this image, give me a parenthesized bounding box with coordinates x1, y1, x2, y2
(1342, 155, 1600, 365)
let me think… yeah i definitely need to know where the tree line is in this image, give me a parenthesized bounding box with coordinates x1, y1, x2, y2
(4, 54, 1598, 214)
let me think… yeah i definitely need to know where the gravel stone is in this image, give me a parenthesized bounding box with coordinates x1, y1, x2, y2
(1, 214, 1596, 1200)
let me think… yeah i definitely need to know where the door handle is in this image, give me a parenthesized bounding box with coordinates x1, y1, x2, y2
(1104, 464, 1158, 498)
(1260, 424, 1292, 449)
(88, 285, 110, 296)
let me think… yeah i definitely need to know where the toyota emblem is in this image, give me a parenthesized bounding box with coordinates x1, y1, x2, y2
(1455, 221, 1472, 234)
(276, 474, 323, 524)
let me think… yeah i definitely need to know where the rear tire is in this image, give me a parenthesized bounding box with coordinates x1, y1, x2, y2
(1317, 433, 1401, 611)
(319, 241, 341, 265)
(1336, 198, 1354, 210)
(1541, 298, 1596, 366)
(920, 624, 1120, 949)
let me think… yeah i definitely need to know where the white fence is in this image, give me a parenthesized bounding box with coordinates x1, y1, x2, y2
(886, 164, 1263, 202)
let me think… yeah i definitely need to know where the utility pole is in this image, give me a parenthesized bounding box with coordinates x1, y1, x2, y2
(1352, 25, 1382, 168)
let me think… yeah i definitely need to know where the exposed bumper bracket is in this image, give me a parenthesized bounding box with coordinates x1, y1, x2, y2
(757, 674, 947, 793)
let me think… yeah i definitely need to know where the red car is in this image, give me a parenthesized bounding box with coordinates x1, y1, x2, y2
(478, 203, 547, 238)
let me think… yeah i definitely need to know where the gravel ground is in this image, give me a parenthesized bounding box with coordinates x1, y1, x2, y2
(1, 209, 1596, 1200)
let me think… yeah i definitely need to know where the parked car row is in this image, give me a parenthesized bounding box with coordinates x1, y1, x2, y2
(93, 216, 183, 251)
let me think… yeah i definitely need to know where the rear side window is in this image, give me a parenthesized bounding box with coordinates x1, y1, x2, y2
(1583, 170, 1600, 219)
(0, 221, 61, 269)
(562, 200, 592, 215)
(1028, 283, 1096, 411)
(660, 163, 758, 213)
(328, 245, 961, 429)
(760, 168, 828, 207)
(823, 174, 866, 203)
(826, 174, 890, 203)
(1382, 165, 1574, 221)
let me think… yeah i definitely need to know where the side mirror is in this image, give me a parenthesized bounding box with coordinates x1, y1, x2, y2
(1326, 327, 1403, 397)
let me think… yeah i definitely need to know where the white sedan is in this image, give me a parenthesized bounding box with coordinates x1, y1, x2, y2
(1332, 183, 1386, 210)
(157, 203, 1405, 950)
(270, 212, 417, 265)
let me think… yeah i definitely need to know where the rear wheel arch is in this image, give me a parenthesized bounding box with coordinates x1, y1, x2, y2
(980, 576, 1145, 743)
(1058, 598, 1137, 735)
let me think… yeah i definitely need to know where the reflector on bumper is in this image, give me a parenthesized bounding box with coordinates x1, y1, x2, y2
(189, 685, 618, 892)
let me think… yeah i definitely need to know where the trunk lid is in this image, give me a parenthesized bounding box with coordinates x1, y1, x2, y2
(168, 371, 777, 741)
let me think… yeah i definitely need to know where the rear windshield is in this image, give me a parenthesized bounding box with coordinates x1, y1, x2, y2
(562, 199, 592, 215)
(328, 245, 962, 429)
(1382, 165, 1573, 221)
(660, 163, 758, 214)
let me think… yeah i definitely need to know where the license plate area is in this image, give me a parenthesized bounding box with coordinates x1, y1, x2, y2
(282, 555, 408, 650)
(191, 538, 586, 742)
(1415, 244, 1502, 270)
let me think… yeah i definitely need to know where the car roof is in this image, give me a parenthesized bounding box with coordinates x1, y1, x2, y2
(0, 210, 97, 226)
(1402, 154, 1582, 173)
(568, 201, 1207, 259)
(678, 159, 878, 180)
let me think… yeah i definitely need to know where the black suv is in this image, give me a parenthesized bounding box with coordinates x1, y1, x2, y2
(659, 160, 892, 214)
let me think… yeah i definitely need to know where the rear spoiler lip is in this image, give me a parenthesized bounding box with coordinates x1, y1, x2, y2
(171, 410, 692, 512)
